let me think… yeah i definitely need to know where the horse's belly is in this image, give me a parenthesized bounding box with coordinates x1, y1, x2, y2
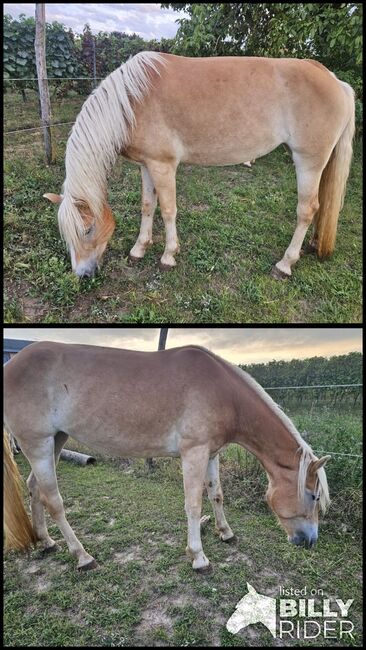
(180, 138, 280, 166)
(64, 421, 181, 459)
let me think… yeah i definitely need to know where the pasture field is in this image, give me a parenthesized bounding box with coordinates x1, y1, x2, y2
(4, 406, 362, 646)
(4, 90, 362, 324)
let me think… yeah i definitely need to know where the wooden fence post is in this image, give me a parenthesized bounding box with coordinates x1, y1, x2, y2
(92, 36, 97, 89)
(35, 3, 54, 165)
(146, 328, 169, 471)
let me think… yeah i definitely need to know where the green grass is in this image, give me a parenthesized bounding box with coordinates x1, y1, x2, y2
(4, 90, 363, 323)
(4, 405, 362, 646)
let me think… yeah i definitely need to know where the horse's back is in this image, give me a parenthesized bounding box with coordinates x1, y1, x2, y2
(4, 343, 240, 458)
(127, 54, 350, 165)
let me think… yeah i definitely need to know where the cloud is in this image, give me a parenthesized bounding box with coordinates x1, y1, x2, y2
(3, 328, 362, 365)
(4, 3, 186, 39)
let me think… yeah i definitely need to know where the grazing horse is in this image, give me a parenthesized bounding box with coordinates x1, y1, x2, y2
(4, 342, 330, 572)
(44, 52, 355, 280)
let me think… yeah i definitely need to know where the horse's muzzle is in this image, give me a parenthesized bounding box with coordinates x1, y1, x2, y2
(290, 528, 318, 549)
(74, 260, 98, 278)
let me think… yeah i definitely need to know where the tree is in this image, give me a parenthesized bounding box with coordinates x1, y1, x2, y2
(162, 3, 362, 96)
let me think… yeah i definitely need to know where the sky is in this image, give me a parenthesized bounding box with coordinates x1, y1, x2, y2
(4, 3, 188, 40)
(3, 328, 362, 365)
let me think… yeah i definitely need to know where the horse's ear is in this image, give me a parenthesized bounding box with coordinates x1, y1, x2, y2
(311, 456, 332, 473)
(43, 193, 63, 204)
(73, 199, 89, 210)
(246, 582, 256, 595)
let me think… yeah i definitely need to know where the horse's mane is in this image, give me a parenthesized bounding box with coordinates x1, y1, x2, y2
(192, 346, 330, 513)
(58, 51, 166, 251)
(231, 363, 330, 512)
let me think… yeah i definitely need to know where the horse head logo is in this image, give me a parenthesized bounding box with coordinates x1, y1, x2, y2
(226, 583, 276, 638)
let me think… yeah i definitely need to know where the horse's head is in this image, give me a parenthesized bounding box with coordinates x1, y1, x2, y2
(266, 454, 331, 549)
(43, 193, 115, 277)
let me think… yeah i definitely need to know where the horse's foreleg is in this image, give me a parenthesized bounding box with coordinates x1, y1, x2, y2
(147, 160, 179, 269)
(129, 165, 157, 261)
(21, 435, 96, 570)
(272, 165, 322, 278)
(204, 455, 235, 542)
(181, 444, 211, 572)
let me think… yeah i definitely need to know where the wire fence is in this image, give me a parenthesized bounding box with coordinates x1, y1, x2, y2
(4, 76, 97, 144)
(264, 383, 362, 390)
(263, 382, 363, 459)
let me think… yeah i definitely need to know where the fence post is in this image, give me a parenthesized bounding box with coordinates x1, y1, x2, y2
(146, 328, 169, 471)
(92, 36, 97, 89)
(35, 3, 53, 165)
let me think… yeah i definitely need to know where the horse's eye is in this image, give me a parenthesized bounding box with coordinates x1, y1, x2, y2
(312, 494, 320, 501)
(84, 226, 92, 236)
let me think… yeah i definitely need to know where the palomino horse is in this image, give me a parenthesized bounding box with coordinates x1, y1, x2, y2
(44, 52, 355, 280)
(4, 342, 330, 572)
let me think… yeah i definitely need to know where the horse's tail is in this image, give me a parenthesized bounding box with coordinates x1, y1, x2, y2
(3, 429, 37, 551)
(314, 81, 355, 258)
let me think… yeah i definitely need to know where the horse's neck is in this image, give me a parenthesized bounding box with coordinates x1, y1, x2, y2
(233, 398, 300, 480)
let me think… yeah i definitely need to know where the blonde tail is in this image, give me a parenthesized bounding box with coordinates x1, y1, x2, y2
(314, 82, 355, 258)
(3, 430, 37, 551)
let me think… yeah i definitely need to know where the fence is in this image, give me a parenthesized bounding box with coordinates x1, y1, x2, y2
(4, 76, 100, 157)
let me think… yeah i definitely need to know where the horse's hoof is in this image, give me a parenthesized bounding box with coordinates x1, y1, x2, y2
(194, 563, 213, 575)
(270, 265, 290, 280)
(41, 543, 59, 555)
(222, 534, 237, 544)
(159, 262, 175, 271)
(128, 254, 143, 264)
(301, 242, 318, 255)
(78, 559, 98, 571)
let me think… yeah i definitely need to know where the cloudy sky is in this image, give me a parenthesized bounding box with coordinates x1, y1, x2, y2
(3, 328, 362, 365)
(4, 3, 187, 39)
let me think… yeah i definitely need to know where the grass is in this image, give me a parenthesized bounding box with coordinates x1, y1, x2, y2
(4, 404, 362, 646)
(4, 90, 363, 323)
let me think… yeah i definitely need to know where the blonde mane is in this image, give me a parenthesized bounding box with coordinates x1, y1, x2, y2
(227, 359, 330, 512)
(58, 51, 166, 251)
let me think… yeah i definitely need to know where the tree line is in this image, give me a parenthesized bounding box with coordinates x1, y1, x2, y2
(239, 352, 362, 405)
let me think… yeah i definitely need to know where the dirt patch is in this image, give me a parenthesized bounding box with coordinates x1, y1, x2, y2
(35, 575, 52, 593)
(114, 545, 143, 564)
(22, 296, 48, 320)
(192, 203, 210, 212)
(219, 549, 254, 568)
(135, 605, 173, 643)
(162, 535, 177, 547)
(24, 561, 42, 575)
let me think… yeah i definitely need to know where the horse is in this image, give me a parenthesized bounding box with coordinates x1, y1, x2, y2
(4, 342, 331, 573)
(43, 52, 355, 280)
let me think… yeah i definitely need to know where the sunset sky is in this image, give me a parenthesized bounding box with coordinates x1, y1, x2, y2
(4, 3, 187, 39)
(3, 328, 362, 365)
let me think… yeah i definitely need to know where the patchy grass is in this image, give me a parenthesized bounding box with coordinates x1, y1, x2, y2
(4, 406, 362, 646)
(4, 90, 362, 323)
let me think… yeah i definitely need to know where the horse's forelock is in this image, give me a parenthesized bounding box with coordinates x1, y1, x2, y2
(297, 445, 330, 513)
(58, 195, 86, 252)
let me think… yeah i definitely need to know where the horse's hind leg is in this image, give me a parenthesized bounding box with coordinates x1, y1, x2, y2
(27, 431, 69, 553)
(181, 444, 211, 572)
(204, 455, 235, 542)
(272, 159, 323, 278)
(129, 165, 158, 261)
(23, 435, 96, 570)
